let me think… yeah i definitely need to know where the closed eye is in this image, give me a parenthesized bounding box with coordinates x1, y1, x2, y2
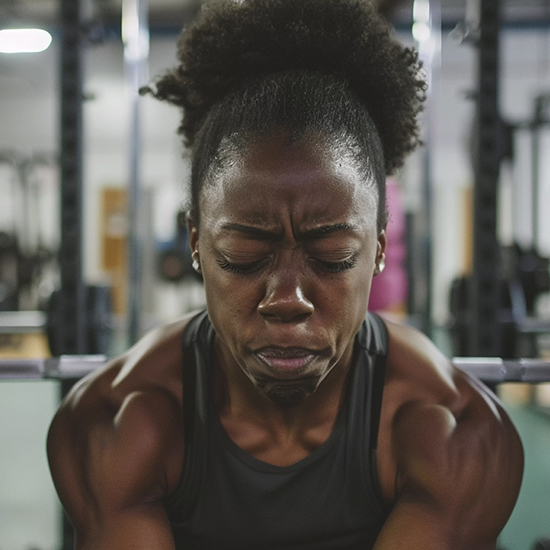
(216, 258, 268, 275)
(216, 252, 359, 274)
(314, 254, 358, 273)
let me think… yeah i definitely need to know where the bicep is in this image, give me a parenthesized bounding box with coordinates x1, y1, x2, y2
(374, 499, 496, 550)
(76, 503, 175, 550)
(375, 395, 523, 549)
(47, 390, 182, 549)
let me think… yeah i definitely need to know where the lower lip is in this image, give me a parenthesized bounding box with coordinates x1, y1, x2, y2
(256, 353, 316, 373)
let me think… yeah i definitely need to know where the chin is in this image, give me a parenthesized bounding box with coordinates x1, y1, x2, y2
(255, 376, 320, 408)
(265, 386, 313, 407)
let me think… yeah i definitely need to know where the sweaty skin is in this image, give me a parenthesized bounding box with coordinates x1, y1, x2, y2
(48, 134, 523, 550)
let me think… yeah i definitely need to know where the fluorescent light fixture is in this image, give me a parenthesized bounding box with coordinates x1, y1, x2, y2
(0, 28, 52, 54)
(413, 0, 430, 24)
(412, 22, 431, 43)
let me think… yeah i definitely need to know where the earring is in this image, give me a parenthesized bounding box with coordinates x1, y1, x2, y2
(375, 259, 385, 275)
(192, 252, 201, 273)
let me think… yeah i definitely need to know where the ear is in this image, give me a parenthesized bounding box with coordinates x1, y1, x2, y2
(188, 217, 200, 259)
(373, 229, 387, 277)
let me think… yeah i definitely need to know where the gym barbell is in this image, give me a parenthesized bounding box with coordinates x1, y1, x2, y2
(0, 355, 107, 380)
(1, 355, 550, 383)
(0, 286, 113, 357)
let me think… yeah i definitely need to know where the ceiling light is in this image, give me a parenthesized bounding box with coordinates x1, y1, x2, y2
(0, 28, 52, 54)
(412, 22, 431, 43)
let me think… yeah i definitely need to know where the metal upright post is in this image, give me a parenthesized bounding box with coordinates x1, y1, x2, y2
(122, 0, 149, 345)
(531, 96, 544, 254)
(59, 0, 87, 357)
(468, 0, 502, 356)
(412, 0, 441, 337)
(58, 1, 88, 546)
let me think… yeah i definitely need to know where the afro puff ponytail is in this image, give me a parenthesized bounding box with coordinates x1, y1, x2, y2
(145, 0, 426, 176)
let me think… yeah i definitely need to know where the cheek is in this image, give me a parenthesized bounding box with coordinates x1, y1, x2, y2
(322, 262, 373, 314)
(201, 256, 265, 316)
(197, 236, 264, 319)
(315, 253, 376, 327)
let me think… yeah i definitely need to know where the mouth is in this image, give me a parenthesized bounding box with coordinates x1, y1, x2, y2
(255, 347, 318, 374)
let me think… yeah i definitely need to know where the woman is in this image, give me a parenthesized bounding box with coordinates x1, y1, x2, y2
(48, 1, 523, 548)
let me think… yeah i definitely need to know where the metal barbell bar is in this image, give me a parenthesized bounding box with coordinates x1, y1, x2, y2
(0, 311, 47, 334)
(0, 355, 107, 380)
(454, 357, 550, 384)
(2, 356, 550, 383)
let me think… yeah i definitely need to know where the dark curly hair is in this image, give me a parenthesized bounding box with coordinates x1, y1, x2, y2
(143, 0, 426, 229)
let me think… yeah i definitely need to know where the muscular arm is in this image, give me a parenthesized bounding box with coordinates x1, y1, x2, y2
(374, 325, 524, 549)
(47, 376, 183, 549)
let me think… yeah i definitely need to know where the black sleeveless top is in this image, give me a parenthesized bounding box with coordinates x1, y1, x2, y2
(163, 311, 390, 550)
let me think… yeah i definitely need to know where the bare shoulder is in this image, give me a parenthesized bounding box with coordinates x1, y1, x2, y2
(379, 320, 523, 546)
(47, 311, 201, 539)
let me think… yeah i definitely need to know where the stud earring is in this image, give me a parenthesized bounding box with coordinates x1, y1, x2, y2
(192, 252, 201, 273)
(375, 259, 385, 275)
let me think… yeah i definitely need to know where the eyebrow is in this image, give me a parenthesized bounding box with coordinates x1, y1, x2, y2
(219, 222, 359, 240)
(298, 223, 359, 239)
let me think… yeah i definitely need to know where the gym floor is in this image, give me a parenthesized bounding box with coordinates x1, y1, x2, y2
(500, 404, 550, 550)
(0, 383, 548, 550)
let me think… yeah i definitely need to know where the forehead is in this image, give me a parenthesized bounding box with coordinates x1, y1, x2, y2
(200, 133, 378, 230)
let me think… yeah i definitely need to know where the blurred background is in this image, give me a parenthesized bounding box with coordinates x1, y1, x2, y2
(1, 0, 550, 548)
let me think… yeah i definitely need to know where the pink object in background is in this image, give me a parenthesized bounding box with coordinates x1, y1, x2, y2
(368, 179, 408, 312)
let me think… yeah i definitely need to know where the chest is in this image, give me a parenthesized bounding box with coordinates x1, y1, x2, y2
(169, 408, 388, 550)
(216, 402, 341, 467)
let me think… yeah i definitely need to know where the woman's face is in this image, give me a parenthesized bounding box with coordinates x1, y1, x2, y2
(189, 132, 386, 406)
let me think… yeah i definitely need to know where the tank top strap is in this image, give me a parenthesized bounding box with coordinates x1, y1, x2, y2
(346, 312, 389, 512)
(181, 310, 210, 445)
(365, 312, 388, 456)
(163, 310, 212, 524)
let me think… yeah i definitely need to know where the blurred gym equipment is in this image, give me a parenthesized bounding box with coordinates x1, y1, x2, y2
(157, 210, 202, 283)
(449, 91, 550, 359)
(449, 245, 550, 358)
(3, 356, 550, 384)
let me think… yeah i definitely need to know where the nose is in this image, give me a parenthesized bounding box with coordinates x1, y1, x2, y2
(257, 265, 314, 323)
